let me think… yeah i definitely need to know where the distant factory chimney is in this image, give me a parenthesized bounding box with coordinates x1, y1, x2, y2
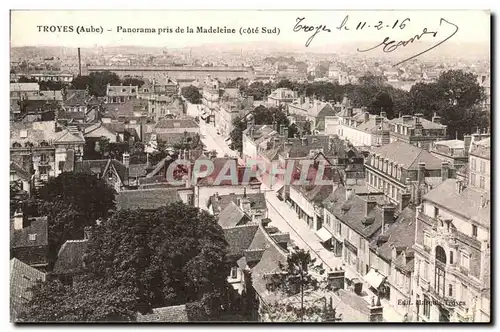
(78, 47, 82, 76)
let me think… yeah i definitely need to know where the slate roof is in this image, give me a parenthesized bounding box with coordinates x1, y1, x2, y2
(390, 116, 446, 129)
(10, 258, 46, 320)
(423, 179, 490, 228)
(370, 206, 416, 264)
(137, 305, 189, 322)
(208, 192, 267, 214)
(10, 161, 31, 181)
(53, 239, 89, 275)
(102, 99, 148, 119)
(74, 159, 109, 177)
(223, 224, 259, 257)
(323, 186, 388, 239)
(371, 141, 443, 170)
(11, 217, 49, 249)
(116, 188, 181, 210)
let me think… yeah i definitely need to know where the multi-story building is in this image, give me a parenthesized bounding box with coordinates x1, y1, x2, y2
(411, 136, 490, 322)
(217, 88, 253, 139)
(202, 76, 222, 112)
(365, 141, 448, 206)
(287, 97, 336, 133)
(139, 78, 182, 121)
(267, 88, 297, 107)
(105, 84, 138, 103)
(388, 113, 447, 150)
(10, 121, 85, 185)
(429, 139, 468, 171)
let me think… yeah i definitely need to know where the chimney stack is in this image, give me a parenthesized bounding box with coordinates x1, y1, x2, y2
(13, 209, 25, 231)
(369, 296, 384, 322)
(441, 161, 449, 182)
(432, 112, 442, 124)
(122, 152, 130, 168)
(364, 112, 370, 123)
(380, 111, 387, 119)
(327, 267, 345, 290)
(301, 136, 308, 146)
(463, 135, 472, 157)
(399, 192, 411, 212)
(382, 204, 396, 232)
(279, 124, 285, 136)
(365, 197, 377, 216)
(417, 162, 426, 184)
(375, 116, 383, 126)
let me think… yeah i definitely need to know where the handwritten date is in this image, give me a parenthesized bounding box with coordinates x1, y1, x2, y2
(336, 15, 410, 31)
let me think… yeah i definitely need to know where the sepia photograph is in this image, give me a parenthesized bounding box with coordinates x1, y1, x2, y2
(8, 9, 491, 323)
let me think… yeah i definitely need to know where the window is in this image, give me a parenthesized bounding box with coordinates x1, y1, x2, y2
(360, 239, 365, 252)
(59, 161, 65, 172)
(326, 214, 331, 226)
(40, 153, 47, 162)
(435, 246, 446, 264)
(470, 174, 476, 186)
(423, 261, 428, 280)
(39, 166, 48, 175)
(450, 251, 454, 264)
(423, 295, 431, 318)
(423, 233, 431, 248)
(480, 161, 485, 173)
(448, 284, 453, 297)
(336, 220, 342, 235)
(472, 225, 478, 238)
(230, 267, 238, 279)
(460, 252, 470, 270)
(434, 206, 439, 218)
(471, 158, 476, 171)
(479, 176, 485, 189)
(461, 284, 469, 302)
(28, 234, 37, 241)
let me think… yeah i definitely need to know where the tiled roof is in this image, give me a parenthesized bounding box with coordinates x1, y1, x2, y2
(155, 118, 198, 129)
(371, 141, 443, 170)
(102, 99, 148, 119)
(116, 188, 181, 210)
(10, 258, 46, 320)
(64, 89, 88, 106)
(137, 305, 189, 322)
(128, 164, 149, 178)
(208, 192, 267, 214)
(10, 121, 85, 145)
(11, 217, 48, 249)
(223, 224, 259, 257)
(217, 202, 249, 229)
(423, 179, 490, 228)
(74, 159, 109, 176)
(106, 85, 138, 97)
(53, 239, 89, 275)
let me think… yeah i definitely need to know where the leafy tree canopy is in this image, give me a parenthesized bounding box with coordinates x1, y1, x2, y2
(181, 85, 202, 104)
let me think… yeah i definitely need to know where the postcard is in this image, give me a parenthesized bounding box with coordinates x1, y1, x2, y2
(9, 9, 491, 323)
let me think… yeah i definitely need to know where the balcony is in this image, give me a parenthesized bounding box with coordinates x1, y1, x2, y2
(420, 277, 430, 291)
(459, 266, 469, 276)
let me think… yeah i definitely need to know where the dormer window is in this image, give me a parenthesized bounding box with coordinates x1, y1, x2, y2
(28, 234, 37, 241)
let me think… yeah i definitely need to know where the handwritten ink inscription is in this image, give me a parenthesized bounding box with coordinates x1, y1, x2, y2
(292, 15, 459, 66)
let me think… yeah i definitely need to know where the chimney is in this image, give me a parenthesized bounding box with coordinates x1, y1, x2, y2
(346, 187, 354, 201)
(369, 296, 384, 322)
(364, 112, 370, 123)
(327, 267, 345, 290)
(13, 210, 25, 230)
(382, 204, 396, 232)
(122, 152, 130, 167)
(240, 195, 251, 213)
(301, 137, 308, 146)
(432, 112, 442, 124)
(77, 47, 82, 77)
(273, 137, 280, 149)
(441, 161, 449, 182)
(464, 135, 472, 156)
(417, 162, 425, 184)
(365, 197, 377, 216)
(283, 126, 289, 138)
(399, 192, 411, 212)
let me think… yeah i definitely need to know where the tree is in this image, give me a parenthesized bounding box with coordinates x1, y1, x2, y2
(409, 70, 488, 138)
(264, 248, 330, 322)
(96, 136, 111, 158)
(36, 172, 116, 261)
(71, 75, 91, 90)
(87, 72, 121, 97)
(277, 79, 294, 90)
(181, 85, 202, 104)
(122, 77, 145, 88)
(22, 203, 233, 322)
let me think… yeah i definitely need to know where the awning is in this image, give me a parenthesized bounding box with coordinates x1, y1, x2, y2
(365, 268, 386, 289)
(315, 227, 333, 243)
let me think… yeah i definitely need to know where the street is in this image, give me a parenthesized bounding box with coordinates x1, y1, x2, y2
(184, 99, 238, 158)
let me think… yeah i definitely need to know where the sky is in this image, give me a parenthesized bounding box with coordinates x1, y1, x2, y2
(11, 10, 490, 51)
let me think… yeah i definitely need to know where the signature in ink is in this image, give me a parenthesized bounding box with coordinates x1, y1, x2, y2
(357, 18, 459, 66)
(293, 17, 332, 47)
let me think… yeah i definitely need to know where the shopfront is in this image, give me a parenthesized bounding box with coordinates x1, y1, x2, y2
(344, 238, 358, 271)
